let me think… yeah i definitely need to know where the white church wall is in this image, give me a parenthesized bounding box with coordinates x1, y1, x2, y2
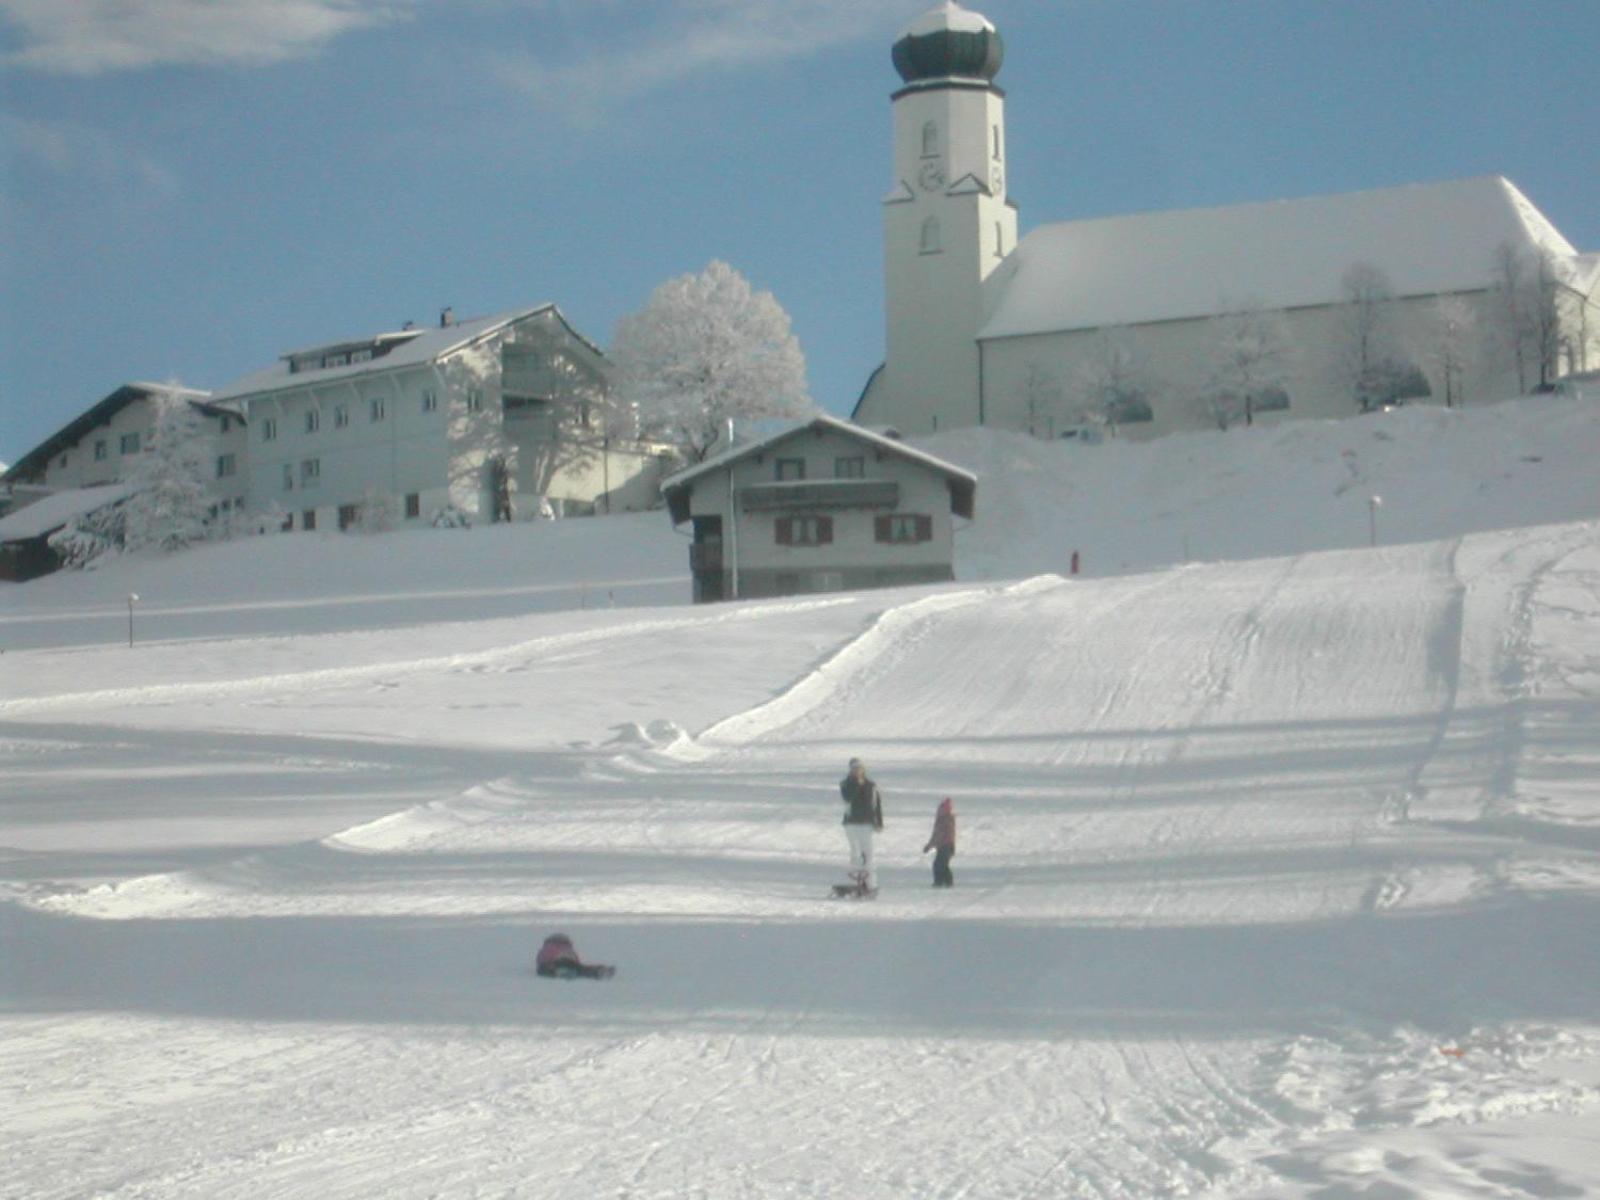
(976, 286, 1537, 443)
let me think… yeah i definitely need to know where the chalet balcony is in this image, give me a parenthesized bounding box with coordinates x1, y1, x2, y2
(689, 543, 723, 572)
(738, 479, 899, 512)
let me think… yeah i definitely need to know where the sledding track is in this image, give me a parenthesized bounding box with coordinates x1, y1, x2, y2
(5, 528, 1600, 1199)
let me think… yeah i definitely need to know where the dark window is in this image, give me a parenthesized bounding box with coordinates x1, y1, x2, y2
(875, 513, 933, 544)
(120, 432, 142, 454)
(216, 453, 236, 478)
(95, 440, 108, 461)
(260, 418, 276, 442)
(776, 457, 806, 481)
(334, 405, 349, 429)
(303, 509, 317, 531)
(370, 398, 386, 422)
(405, 493, 420, 519)
(306, 409, 320, 433)
(338, 504, 361, 531)
(834, 456, 865, 479)
(776, 515, 833, 546)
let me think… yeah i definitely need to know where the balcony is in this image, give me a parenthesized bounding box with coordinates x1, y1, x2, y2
(738, 479, 899, 512)
(689, 543, 723, 572)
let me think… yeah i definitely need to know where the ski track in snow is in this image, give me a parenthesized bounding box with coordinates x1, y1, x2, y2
(5, 527, 1600, 1197)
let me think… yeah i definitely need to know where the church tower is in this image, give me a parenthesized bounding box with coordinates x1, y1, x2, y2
(881, 2, 1015, 434)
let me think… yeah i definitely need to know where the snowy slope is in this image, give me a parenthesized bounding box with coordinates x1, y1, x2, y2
(3, 395, 1599, 1199)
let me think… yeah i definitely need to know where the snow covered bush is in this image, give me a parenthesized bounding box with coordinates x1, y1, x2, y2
(47, 503, 124, 570)
(610, 260, 814, 463)
(431, 504, 472, 529)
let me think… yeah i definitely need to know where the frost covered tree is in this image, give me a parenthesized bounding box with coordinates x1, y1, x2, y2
(1334, 264, 1424, 412)
(356, 487, 397, 534)
(1072, 328, 1154, 437)
(1194, 307, 1293, 430)
(610, 260, 813, 463)
(1017, 363, 1064, 438)
(1491, 242, 1566, 392)
(1428, 294, 1476, 408)
(121, 391, 215, 553)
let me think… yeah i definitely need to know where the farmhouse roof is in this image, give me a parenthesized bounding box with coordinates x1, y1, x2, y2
(0, 382, 214, 484)
(661, 414, 976, 524)
(0, 482, 135, 543)
(981, 176, 1585, 340)
(211, 304, 601, 403)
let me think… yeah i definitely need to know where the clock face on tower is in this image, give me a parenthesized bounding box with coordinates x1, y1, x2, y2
(918, 159, 946, 193)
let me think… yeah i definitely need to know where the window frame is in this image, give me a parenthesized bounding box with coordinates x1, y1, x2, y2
(776, 514, 833, 547)
(875, 513, 933, 545)
(775, 457, 806, 481)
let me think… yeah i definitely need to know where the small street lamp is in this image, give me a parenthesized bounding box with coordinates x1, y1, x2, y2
(1368, 495, 1384, 548)
(127, 593, 139, 647)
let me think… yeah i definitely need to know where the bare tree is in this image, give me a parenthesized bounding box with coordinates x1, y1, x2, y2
(1017, 362, 1064, 438)
(611, 260, 813, 463)
(1335, 263, 1424, 411)
(1073, 328, 1154, 437)
(1428, 294, 1476, 408)
(1194, 306, 1293, 430)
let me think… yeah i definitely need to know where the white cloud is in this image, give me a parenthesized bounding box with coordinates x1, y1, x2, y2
(489, 0, 907, 121)
(0, 0, 410, 74)
(1, 113, 180, 196)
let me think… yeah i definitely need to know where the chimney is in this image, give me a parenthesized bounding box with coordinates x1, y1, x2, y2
(440, 306, 454, 328)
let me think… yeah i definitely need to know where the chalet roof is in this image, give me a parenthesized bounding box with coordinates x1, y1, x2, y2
(0, 482, 135, 543)
(211, 304, 602, 403)
(981, 176, 1586, 340)
(0, 383, 213, 484)
(661, 414, 977, 524)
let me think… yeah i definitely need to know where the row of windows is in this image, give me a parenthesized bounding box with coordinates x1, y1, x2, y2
(259, 391, 446, 441)
(773, 513, 933, 546)
(773, 456, 865, 482)
(279, 492, 426, 533)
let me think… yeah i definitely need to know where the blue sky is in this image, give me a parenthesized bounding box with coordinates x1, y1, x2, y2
(3, 0, 1597, 464)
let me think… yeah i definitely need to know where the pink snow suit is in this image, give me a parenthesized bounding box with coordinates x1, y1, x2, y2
(536, 934, 579, 974)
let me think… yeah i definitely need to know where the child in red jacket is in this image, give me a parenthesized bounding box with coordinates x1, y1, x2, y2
(536, 933, 615, 980)
(923, 797, 956, 887)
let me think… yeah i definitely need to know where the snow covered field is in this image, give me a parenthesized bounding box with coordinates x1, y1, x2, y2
(3, 399, 1599, 1198)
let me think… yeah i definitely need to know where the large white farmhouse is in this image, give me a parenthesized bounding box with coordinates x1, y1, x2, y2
(857, 2, 1600, 439)
(212, 305, 670, 531)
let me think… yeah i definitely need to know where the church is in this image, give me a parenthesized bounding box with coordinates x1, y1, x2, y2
(855, 2, 1600, 439)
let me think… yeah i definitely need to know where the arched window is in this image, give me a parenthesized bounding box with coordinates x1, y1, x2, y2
(921, 120, 939, 157)
(920, 217, 941, 255)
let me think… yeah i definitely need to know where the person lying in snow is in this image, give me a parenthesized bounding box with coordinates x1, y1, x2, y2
(536, 933, 615, 980)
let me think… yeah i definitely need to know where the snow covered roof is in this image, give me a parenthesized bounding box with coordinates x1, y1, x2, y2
(210, 305, 599, 403)
(0, 483, 134, 542)
(661, 414, 977, 523)
(981, 176, 1584, 340)
(0, 383, 213, 484)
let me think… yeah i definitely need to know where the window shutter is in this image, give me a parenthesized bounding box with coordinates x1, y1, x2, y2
(875, 515, 891, 543)
(917, 514, 932, 542)
(776, 517, 792, 546)
(818, 516, 833, 545)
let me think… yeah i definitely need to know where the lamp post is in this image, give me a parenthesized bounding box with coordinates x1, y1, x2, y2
(127, 593, 139, 647)
(1368, 495, 1383, 548)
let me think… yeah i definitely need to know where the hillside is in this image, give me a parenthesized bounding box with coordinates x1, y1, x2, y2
(3, 394, 1598, 1199)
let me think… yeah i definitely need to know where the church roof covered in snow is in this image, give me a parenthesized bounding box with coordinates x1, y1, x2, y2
(980, 176, 1583, 341)
(210, 304, 600, 403)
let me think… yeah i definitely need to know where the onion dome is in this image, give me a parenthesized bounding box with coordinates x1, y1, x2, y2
(892, 2, 1003, 85)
